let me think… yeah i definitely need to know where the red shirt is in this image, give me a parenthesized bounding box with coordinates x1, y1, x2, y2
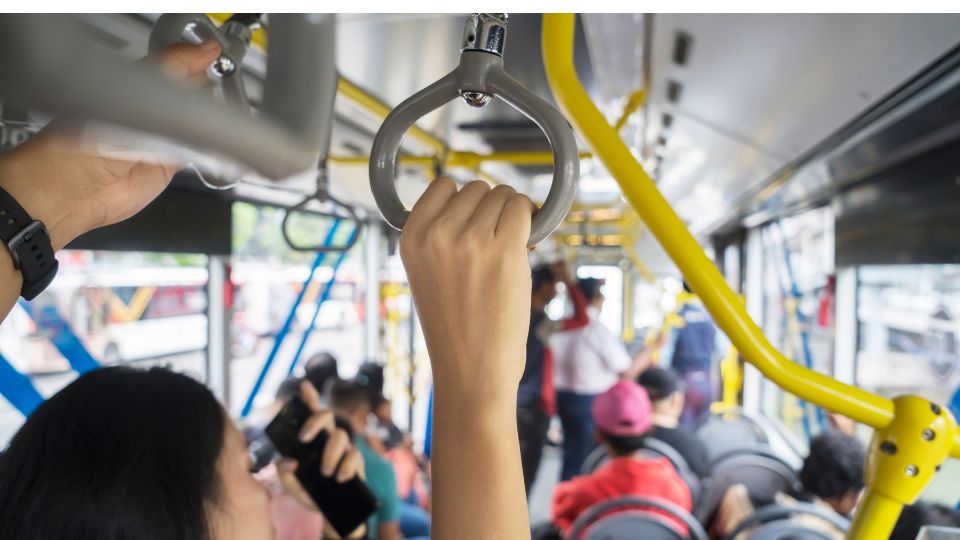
(551, 456, 692, 536)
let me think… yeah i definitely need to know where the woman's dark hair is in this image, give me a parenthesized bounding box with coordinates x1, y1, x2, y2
(304, 352, 339, 395)
(598, 430, 646, 456)
(0, 366, 226, 540)
(799, 431, 866, 501)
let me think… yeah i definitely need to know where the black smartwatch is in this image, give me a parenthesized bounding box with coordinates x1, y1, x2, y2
(0, 185, 59, 300)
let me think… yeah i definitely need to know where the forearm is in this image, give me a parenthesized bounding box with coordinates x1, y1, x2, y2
(0, 250, 22, 323)
(0, 138, 85, 324)
(431, 387, 529, 540)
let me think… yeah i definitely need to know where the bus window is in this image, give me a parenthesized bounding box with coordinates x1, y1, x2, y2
(577, 265, 624, 336)
(856, 265, 960, 405)
(757, 207, 835, 444)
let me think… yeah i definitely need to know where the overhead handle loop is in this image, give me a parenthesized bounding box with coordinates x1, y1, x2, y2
(369, 14, 579, 247)
(282, 168, 363, 253)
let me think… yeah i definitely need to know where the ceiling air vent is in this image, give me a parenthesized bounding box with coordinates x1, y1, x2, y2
(672, 31, 693, 66)
(666, 80, 683, 103)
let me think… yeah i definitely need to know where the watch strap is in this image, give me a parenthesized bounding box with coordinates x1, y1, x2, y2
(0, 185, 59, 300)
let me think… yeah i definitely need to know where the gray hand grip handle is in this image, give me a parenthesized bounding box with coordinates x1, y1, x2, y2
(369, 51, 579, 246)
(0, 14, 333, 180)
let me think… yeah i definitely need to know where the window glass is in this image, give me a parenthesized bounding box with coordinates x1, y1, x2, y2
(0, 250, 209, 446)
(856, 265, 960, 404)
(577, 265, 624, 336)
(757, 206, 835, 442)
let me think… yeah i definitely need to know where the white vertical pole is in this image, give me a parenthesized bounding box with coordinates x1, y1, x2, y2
(833, 267, 858, 386)
(206, 255, 231, 406)
(742, 228, 765, 414)
(364, 220, 382, 363)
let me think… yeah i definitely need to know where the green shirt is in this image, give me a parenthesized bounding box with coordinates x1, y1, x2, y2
(356, 437, 399, 538)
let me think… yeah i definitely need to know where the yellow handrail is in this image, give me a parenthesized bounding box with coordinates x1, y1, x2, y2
(541, 13, 892, 429)
(542, 14, 960, 538)
(329, 150, 593, 168)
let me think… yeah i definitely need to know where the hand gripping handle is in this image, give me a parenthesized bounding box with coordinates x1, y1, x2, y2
(369, 50, 579, 246)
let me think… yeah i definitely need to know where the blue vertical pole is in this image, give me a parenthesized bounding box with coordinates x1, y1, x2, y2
(240, 219, 342, 417)
(424, 384, 433, 459)
(775, 224, 827, 434)
(17, 300, 100, 374)
(0, 353, 44, 416)
(285, 226, 361, 377)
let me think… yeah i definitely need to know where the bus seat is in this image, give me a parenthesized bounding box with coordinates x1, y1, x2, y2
(568, 495, 708, 540)
(641, 437, 703, 507)
(917, 526, 960, 540)
(724, 501, 850, 540)
(693, 409, 770, 462)
(695, 448, 801, 524)
(578, 439, 702, 507)
(581, 446, 609, 475)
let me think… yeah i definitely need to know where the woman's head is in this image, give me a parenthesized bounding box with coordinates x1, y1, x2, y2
(0, 366, 271, 540)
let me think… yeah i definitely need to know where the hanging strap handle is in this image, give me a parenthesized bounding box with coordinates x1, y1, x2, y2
(369, 14, 579, 246)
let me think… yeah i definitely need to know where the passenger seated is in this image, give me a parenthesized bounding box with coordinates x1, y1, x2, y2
(638, 366, 710, 477)
(330, 379, 404, 540)
(548, 380, 693, 537)
(304, 351, 340, 400)
(795, 431, 865, 518)
(715, 430, 865, 539)
(244, 376, 304, 470)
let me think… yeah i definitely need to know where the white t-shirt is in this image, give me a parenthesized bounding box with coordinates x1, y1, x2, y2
(551, 307, 632, 394)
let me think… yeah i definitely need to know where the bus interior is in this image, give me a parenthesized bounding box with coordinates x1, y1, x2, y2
(1, 11, 960, 540)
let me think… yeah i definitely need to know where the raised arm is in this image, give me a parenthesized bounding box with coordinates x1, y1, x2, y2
(0, 42, 221, 323)
(400, 178, 533, 540)
(555, 263, 590, 331)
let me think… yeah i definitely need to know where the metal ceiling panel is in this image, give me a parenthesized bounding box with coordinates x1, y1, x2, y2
(645, 14, 960, 234)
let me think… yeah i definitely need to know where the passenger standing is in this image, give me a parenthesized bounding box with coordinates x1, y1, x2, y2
(551, 277, 645, 480)
(666, 281, 719, 426)
(518, 261, 589, 494)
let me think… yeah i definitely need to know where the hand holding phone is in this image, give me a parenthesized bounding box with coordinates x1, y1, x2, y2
(265, 381, 379, 538)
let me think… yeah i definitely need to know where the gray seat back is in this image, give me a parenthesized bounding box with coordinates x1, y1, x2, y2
(695, 448, 801, 523)
(569, 495, 709, 540)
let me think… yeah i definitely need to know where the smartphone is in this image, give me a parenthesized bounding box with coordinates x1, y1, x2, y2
(265, 396, 380, 538)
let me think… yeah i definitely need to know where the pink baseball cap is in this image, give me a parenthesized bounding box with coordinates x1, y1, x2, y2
(592, 380, 653, 437)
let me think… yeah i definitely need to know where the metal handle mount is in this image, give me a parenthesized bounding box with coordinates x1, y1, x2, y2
(369, 13, 579, 246)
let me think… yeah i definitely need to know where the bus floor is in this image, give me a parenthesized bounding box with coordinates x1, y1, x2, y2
(528, 443, 563, 525)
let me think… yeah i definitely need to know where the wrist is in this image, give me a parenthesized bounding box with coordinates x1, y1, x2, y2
(433, 382, 517, 419)
(0, 134, 92, 251)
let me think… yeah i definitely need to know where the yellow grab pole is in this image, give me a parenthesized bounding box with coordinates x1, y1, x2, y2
(847, 490, 903, 539)
(613, 88, 648, 132)
(329, 150, 592, 168)
(541, 13, 894, 430)
(543, 16, 960, 538)
(336, 77, 447, 155)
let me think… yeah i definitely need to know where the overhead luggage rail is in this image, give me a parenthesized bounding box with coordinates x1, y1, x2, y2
(541, 13, 959, 539)
(369, 13, 579, 246)
(0, 14, 336, 180)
